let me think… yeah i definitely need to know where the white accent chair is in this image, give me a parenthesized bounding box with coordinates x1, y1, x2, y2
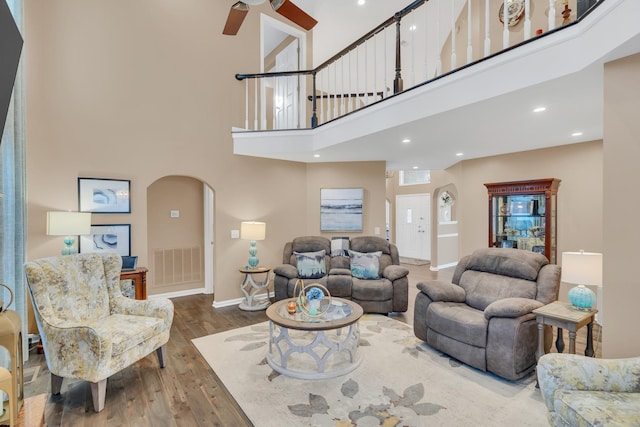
(25, 253, 174, 412)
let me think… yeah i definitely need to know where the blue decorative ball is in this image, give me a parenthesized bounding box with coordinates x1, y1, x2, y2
(568, 285, 596, 310)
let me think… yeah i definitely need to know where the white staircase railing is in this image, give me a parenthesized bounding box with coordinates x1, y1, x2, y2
(235, 0, 601, 132)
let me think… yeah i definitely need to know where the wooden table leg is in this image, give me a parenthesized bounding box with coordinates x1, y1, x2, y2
(585, 322, 595, 357)
(536, 322, 545, 362)
(555, 327, 565, 353)
(568, 330, 576, 354)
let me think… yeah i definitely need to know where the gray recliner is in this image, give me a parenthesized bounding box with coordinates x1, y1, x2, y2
(273, 236, 409, 313)
(413, 248, 561, 380)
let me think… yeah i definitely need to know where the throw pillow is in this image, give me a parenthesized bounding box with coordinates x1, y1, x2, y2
(349, 250, 382, 279)
(331, 236, 350, 257)
(294, 250, 326, 279)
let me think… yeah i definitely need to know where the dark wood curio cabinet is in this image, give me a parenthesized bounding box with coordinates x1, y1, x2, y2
(484, 178, 561, 264)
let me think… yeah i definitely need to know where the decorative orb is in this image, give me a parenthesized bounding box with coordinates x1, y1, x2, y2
(568, 285, 596, 310)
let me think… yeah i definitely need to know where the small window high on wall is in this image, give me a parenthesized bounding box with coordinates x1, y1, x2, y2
(399, 170, 430, 186)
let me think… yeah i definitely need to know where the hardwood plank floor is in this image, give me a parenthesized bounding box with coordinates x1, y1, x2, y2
(24, 263, 601, 426)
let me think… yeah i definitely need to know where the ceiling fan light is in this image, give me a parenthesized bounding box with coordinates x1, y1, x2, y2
(244, 0, 266, 5)
(270, 0, 285, 11)
(231, 1, 250, 11)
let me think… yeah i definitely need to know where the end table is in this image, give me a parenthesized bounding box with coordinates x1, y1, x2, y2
(533, 301, 597, 361)
(238, 266, 272, 311)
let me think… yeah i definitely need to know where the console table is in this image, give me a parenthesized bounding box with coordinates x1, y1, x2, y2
(119, 267, 148, 300)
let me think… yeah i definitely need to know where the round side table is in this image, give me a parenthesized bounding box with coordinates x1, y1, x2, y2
(238, 266, 272, 311)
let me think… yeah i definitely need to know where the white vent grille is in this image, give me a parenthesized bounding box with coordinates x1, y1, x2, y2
(153, 247, 202, 287)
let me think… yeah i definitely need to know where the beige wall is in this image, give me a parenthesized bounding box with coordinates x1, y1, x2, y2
(603, 53, 640, 357)
(305, 162, 386, 238)
(386, 140, 604, 299)
(23, 1, 385, 305)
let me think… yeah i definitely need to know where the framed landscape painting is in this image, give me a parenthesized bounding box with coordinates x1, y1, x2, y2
(79, 224, 131, 257)
(320, 188, 363, 232)
(78, 177, 131, 213)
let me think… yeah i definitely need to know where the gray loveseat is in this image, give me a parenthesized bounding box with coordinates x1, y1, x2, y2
(414, 248, 561, 380)
(273, 236, 409, 313)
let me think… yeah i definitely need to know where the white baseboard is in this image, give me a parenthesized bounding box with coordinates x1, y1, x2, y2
(148, 287, 209, 299)
(212, 291, 274, 309)
(430, 261, 458, 271)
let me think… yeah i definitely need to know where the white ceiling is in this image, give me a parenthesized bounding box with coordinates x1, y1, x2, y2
(244, 0, 640, 172)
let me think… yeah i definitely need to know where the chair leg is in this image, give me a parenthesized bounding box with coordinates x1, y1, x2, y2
(156, 344, 167, 368)
(90, 379, 107, 412)
(51, 373, 64, 395)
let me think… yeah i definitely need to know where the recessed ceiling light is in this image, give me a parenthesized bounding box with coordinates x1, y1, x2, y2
(402, 138, 411, 144)
(313, 154, 320, 158)
(533, 107, 546, 113)
(412, 166, 419, 170)
(456, 152, 464, 157)
(357, 0, 365, 5)
(571, 132, 583, 137)
(409, 24, 417, 31)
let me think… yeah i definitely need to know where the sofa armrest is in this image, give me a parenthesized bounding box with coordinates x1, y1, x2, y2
(382, 264, 409, 281)
(416, 281, 465, 302)
(329, 268, 351, 276)
(273, 264, 298, 279)
(484, 297, 544, 320)
(537, 353, 640, 411)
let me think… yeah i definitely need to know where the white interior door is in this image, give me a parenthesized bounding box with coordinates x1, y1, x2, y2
(396, 194, 430, 260)
(274, 38, 299, 129)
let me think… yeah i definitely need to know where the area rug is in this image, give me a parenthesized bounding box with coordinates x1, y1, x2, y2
(192, 315, 548, 426)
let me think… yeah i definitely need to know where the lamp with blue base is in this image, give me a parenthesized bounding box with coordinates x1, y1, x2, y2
(241, 221, 266, 269)
(561, 251, 602, 311)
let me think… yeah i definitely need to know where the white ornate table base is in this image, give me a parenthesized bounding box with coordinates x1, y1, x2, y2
(238, 267, 271, 311)
(267, 321, 361, 380)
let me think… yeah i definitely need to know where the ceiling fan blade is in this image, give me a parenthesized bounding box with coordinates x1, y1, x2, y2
(223, 2, 250, 36)
(270, 0, 317, 31)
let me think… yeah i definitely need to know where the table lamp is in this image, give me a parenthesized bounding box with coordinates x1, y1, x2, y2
(561, 251, 602, 311)
(46, 211, 92, 255)
(241, 221, 266, 268)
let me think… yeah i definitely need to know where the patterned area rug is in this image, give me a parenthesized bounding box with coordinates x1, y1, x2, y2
(192, 315, 548, 426)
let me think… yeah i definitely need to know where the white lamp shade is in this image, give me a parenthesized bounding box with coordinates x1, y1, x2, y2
(46, 211, 92, 236)
(561, 251, 603, 286)
(240, 221, 266, 241)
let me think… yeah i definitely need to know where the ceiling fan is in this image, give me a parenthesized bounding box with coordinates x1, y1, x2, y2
(223, 0, 318, 35)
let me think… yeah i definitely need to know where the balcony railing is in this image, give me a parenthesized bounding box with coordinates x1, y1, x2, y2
(235, 0, 601, 132)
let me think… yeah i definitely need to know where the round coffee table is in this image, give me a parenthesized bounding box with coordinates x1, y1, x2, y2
(265, 298, 364, 379)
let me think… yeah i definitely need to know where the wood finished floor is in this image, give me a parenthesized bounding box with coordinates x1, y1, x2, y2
(23, 263, 601, 426)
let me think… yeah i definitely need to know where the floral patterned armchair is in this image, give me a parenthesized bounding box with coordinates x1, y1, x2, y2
(537, 353, 640, 426)
(24, 253, 174, 412)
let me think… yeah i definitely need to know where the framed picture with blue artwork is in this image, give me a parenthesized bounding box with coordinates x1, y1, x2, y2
(320, 188, 363, 232)
(79, 224, 131, 257)
(78, 177, 131, 213)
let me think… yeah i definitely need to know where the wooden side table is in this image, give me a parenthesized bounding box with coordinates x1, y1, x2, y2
(120, 267, 148, 300)
(238, 266, 272, 311)
(533, 301, 597, 362)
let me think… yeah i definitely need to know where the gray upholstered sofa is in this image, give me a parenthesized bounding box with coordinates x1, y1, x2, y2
(413, 247, 561, 380)
(273, 236, 409, 313)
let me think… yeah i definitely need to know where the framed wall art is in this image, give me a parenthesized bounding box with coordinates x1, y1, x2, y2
(79, 224, 131, 257)
(320, 188, 363, 232)
(78, 177, 131, 213)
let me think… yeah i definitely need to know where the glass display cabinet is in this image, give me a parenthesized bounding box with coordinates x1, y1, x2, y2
(484, 178, 561, 263)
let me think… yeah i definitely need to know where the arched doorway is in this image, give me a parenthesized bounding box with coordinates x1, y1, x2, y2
(147, 176, 214, 296)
